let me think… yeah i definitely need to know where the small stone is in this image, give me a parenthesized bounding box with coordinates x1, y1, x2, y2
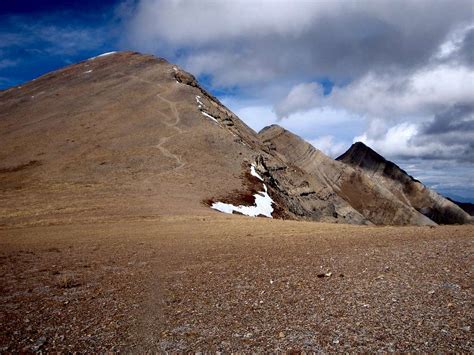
(279, 332, 285, 338)
(31, 336, 47, 351)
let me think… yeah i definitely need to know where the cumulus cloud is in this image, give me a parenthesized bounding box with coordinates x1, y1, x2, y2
(276, 63, 474, 120)
(308, 136, 347, 158)
(354, 122, 467, 160)
(274, 83, 324, 118)
(271, 23, 474, 166)
(125, 0, 473, 86)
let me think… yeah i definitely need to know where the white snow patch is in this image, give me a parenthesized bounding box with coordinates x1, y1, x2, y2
(173, 66, 178, 72)
(196, 95, 205, 108)
(84, 70, 93, 74)
(250, 164, 263, 181)
(202, 111, 218, 123)
(211, 164, 274, 218)
(88, 51, 117, 60)
(211, 184, 273, 218)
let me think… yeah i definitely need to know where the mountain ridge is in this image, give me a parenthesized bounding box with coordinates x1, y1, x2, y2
(0, 51, 471, 227)
(336, 140, 471, 224)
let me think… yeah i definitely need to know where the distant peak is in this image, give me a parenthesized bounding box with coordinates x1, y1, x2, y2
(337, 141, 386, 163)
(352, 141, 368, 148)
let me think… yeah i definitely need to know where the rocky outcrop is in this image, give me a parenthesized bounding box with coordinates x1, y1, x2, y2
(337, 142, 472, 224)
(259, 125, 436, 226)
(447, 198, 474, 216)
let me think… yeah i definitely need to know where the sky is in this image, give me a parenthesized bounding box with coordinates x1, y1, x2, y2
(1, 0, 473, 202)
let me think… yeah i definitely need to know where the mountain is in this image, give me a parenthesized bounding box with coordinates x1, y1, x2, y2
(0, 52, 471, 227)
(337, 142, 472, 224)
(258, 125, 435, 226)
(447, 198, 474, 216)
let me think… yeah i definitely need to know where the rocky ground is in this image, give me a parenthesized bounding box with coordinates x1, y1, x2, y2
(1, 215, 472, 352)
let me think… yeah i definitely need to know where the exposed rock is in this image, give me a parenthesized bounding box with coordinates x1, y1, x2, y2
(337, 142, 472, 224)
(446, 198, 474, 216)
(259, 125, 435, 226)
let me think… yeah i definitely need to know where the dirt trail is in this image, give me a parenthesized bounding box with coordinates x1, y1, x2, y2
(128, 73, 186, 173)
(153, 88, 186, 172)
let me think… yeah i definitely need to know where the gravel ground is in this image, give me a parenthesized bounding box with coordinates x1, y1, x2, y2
(1, 215, 472, 352)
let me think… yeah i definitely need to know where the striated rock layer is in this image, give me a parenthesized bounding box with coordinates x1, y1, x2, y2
(337, 142, 472, 224)
(258, 125, 436, 226)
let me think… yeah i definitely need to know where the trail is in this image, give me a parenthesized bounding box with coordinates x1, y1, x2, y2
(154, 89, 186, 172)
(127, 73, 186, 173)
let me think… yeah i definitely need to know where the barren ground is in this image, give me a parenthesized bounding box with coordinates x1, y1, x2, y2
(0, 215, 472, 352)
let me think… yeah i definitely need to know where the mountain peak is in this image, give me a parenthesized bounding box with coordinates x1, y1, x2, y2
(336, 141, 387, 167)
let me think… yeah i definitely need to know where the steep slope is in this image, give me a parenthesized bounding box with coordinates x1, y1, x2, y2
(337, 142, 472, 224)
(447, 198, 474, 216)
(259, 125, 436, 226)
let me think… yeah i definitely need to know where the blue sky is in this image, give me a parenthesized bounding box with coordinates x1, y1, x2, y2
(1, 0, 473, 202)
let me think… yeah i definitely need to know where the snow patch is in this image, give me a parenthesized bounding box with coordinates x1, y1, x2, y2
(196, 95, 218, 123)
(88, 51, 117, 60)
(250, 164, 264, 181)
(196, 95, 205, 108)
(211, 164, 274, 218)
(173, 66, 178, 72)
(84, 70, 93, 74)
(202, 111, 218, 123)
(211, 184, 274, 218)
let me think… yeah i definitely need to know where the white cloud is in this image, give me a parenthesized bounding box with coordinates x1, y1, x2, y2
(308, 135, 347, 158)
(275, 63, 474, 120)
(274, 82, 324, 118)
(330, 64, 474, 119)
(125, 0, 473, 87)
(354, 122, 466, 160)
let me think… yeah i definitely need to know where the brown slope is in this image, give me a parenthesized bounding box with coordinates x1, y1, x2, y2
(337, 142, 472, 224)
(0, 51, 276, 227)
(447, 198, 474, 216)
(259, 125, 436, 226)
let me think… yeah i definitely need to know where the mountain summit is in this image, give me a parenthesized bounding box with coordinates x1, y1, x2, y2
(0, 52, 471, 227)
(337, 142, 471, 224)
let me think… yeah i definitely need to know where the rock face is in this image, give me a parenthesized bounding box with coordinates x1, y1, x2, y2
(337, 142, 472, 224)
(0, 52, 471, 226)
(259, 125, 436, 226)
(447, 199, 474, 216)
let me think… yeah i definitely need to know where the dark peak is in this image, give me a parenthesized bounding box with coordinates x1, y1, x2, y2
(337, 142, 421, 184)
(336, 141, 387, 165)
